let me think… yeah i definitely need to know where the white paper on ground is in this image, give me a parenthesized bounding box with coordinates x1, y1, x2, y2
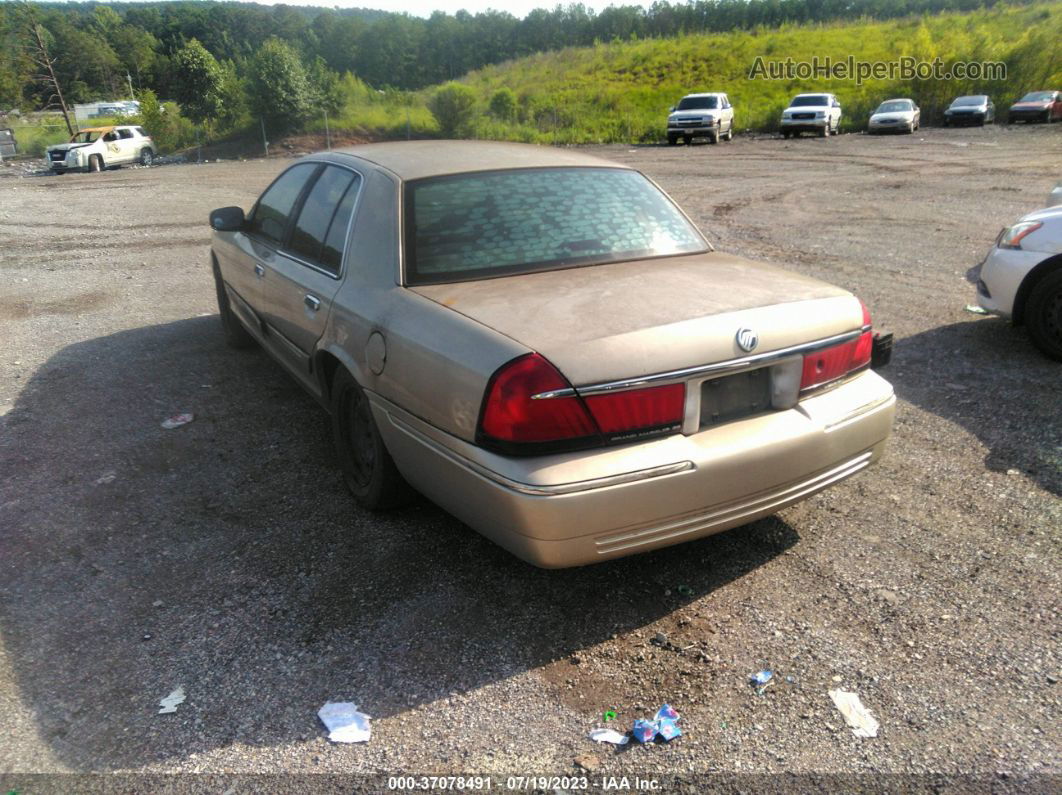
(588, 728, 630, 745)
(318, 701, 372, 743)
(158, 686, 186, 714)
(828, 689, 879, 738)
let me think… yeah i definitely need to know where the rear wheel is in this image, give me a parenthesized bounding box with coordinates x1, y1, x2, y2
(89, 154, 103, 173)
(139, 148, 154, 166)
(212, 260, 256, 349)
(1026, 269, 1062, 361)
(331, 369, 411, 509)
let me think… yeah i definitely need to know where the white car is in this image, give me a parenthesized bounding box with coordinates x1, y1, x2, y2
(666, 92, 734, 145)
(45, 125, 155, 174)
(780, 93, 842, 138)
(969, 203, 1062, 359)
(868, 98, 920, 134)
(1048, 182, 1062, 208)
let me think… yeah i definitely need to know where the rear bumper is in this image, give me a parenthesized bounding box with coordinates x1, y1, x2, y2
(372, 370, 896, 568)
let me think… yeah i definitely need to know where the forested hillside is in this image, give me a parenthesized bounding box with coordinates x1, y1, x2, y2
(1, 0, 1058, 153)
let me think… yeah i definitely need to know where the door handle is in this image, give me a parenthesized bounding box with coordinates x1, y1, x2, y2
(304, 294, 321, 312)
(254, 264, 265, 278)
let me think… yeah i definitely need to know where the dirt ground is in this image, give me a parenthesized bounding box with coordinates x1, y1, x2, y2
(0, 125, 1059, 792)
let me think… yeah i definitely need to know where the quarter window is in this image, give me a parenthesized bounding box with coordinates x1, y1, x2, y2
(320, 176, 361, 274)
(248, 163, 318, 245)
(288, 166, 359, 271)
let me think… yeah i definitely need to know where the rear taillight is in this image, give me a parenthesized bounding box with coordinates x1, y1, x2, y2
(584, 384, 685, 437)
(800, 301, 873, 392)
(477, 354, 685, 454)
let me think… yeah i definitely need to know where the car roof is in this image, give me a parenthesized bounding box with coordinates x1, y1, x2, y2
(954, 95, 988, 100)
(77, 126, 116, 133)
(325, 141, 630, 182)
(681, 92, 726, 97)
(793, 92, 832, 97)
(880, 98, 914, 103)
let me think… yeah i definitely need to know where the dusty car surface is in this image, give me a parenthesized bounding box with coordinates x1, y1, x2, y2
(969, 202, 1062, 360)
(209, 141, 896, 567)
(867, 98, 920, 134)
(666, 92, 735, 145)
(46, 125, 155, 173)
(1007, 90, 1062, 124)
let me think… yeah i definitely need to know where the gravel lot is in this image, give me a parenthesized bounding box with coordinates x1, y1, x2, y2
(1, 126, 1059, 791)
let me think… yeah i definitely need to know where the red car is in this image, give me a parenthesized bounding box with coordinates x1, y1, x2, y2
(1008, 90, 1062, 123)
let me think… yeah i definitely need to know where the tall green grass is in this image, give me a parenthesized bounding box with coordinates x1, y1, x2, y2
(449, 2, 1061, 143)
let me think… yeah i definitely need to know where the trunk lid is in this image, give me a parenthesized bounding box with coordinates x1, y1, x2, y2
(411, 252, 864, 386)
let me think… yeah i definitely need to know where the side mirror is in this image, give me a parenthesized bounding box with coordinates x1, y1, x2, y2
(669, 106, 675, 112)
(210, 206, 245, 232)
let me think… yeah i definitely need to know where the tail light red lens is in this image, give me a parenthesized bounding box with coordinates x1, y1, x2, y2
(584, 384, 685, 436)
(800, 301, 873, 392)
(479, 354, 597, 446)
(478, 354, 686, 454)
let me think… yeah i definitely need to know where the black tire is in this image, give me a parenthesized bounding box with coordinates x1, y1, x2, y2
(331, 368, 411, 509)
(1046, 111, 1052, 124)
(819, 123, 829, 138)
(89, 154, 103, 173)
(708, 127, 719, 144)
(723, 121, 733, 141)
(782, 131, 791, 139)
(212, 260, 256, 349)
(1026, 269, 1062, 361)
(140, 148, 154, 166)
(667, 134, 678, 146)
(683, 134, 692, 145)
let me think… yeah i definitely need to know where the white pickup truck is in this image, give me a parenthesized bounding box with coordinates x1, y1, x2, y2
(46, 125, 155, 174)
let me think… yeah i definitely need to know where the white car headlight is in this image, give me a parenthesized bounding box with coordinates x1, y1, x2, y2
(998, 221, 1042, 250)
(703, 114, 714, 123)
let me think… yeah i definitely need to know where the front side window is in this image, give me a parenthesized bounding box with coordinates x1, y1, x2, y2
(248, 163, 319, 245)
(72, 131, 100, 143)
(405, 167, 707, 285)
(288, 166, 361, 274)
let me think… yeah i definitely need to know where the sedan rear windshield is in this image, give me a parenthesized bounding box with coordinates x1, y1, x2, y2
(677, 96, 719, 110)
(404, 167, 707, 285)
(790, 95, 829, 107)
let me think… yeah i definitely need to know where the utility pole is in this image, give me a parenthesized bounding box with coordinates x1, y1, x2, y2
(261, 118, 269, 158)
(126, 72, 135, 100)
(324, 110, 331, 150)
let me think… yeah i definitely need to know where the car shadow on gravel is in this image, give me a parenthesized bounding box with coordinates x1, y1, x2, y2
(0, 316, 798, 770)
(890, 317, 1061, 496)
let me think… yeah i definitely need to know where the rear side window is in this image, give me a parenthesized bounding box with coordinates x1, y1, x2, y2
(118, 129, 133, 139)
(288, 166, 360, 273)
(248, 163, 318, 244)
(320, 177, 361, 274)
(135, 127, 147, 137)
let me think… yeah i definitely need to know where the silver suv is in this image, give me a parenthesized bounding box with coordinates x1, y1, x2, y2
(667, 93, 734, 145)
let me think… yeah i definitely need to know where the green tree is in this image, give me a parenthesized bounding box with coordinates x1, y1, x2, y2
(488, 87, 517, 121)
(171, 38, 224, 124)
(429, 82, 478, 137)
(307, 56, 343, 115)
(247, 37, 312, 133)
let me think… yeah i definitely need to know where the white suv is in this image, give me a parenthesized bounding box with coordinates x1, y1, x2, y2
(46, 125, 155, 174)
(667, 93, 734, 145)
(969, 202, 1062, 359)
(780, 93, 842, 138)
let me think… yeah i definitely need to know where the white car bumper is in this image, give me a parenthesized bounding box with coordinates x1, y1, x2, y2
(974, 245, 1046, 316)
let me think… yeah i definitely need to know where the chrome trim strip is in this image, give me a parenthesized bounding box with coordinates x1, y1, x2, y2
(532, 328, 865, 399)
(388, 414, 694, 496)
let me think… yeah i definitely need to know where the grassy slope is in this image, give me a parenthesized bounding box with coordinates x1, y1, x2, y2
(459, 2, 1062, 143)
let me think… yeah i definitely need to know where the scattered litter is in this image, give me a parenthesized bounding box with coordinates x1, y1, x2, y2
(631, 704, 682, 744)
(1006, 469, 1020, 476)
(152, 599, 163, 607)
(676, 585, 694, 597)
(828, 689, 879, 738)
(603, 709, 617, 721)
(161, 413, 194, 429)
(785, 675, 797, 684)
(749, 669, 774, 694)
(964, 304, 988, 315)
(588, 728, 629, 745)
(158, 686, 185, 714)
(94, 471, 116, 485)
(318, 701, 371, 743)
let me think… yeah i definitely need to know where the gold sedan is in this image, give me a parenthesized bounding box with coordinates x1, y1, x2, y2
(209, 142, 895, 567)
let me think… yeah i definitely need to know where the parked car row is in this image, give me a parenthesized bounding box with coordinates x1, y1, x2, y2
(666, 89, 1061, 142)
